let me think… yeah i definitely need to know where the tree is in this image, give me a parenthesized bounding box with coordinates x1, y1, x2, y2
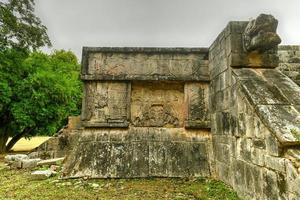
(0, 0, 51, 50)
(0, 50, 82, 153)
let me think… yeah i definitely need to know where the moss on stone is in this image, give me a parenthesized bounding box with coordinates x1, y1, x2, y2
(291, 128, 300, 141)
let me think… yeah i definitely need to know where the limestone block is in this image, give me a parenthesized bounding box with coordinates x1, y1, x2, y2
(31, 170, 54, 180)
(289, 192, 300, 200)
(232, 159, 246, 192)
(265, 130, 282, 156)
(239, 76, 289, 105)
(285, 149, 300, 169)
(5, 154, 29, 162)
(229, 52, 279, 68)
(237, 138, 252, 162)
(286, 160, 300, 197)
(215, 160, 232, 186)
(213, 141, 230, 163)
(10, 160, 22, 169)
(22, 159, 41, 169)
(62, 128, 210, 178)
(263, 169, 287, 200)
(265, 155, 286, 173)
(244, 163, 265, 198)
(251, 148, 265, 166)
(184, 83, 210, 128)
(261, 69, 300, 105)
(256, 105, 300, 145)
(37, 157, 64, 166)
(81, 81, 130, 127)
(82, 48, 209, 81)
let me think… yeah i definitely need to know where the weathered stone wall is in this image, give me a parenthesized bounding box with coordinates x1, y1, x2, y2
(59, 15, 300, 200)
(278, 45, 300, 86)
(63, 128, 211, 178)
(63, 48, 212, 178)
(209, 18, 300, 200)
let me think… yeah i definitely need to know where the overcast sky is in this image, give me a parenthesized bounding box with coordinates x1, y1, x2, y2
(35, 0, 300, 59)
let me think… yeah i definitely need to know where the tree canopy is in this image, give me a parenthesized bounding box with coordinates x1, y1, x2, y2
(0, 0, 82, 153)
(0, 49, 82, 152)
(0, 0, 51, 50)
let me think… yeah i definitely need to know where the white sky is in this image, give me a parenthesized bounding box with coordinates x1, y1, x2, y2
(35, 0, 300, 59)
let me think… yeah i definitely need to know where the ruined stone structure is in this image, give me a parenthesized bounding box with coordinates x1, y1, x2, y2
(62, 14, 300, 200)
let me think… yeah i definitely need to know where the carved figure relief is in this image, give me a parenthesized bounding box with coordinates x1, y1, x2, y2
(243, 14, 281, 52)
(82, 81, 129, 126)
(131, 81, 184, 127)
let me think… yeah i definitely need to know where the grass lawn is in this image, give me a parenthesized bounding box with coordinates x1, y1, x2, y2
(0, 157, 240, 200)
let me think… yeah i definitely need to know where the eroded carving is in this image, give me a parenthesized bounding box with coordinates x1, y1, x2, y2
(82, 82, 129, 126)
(85, 52, 209, 81)
(185, 83, 210, 128)
(243, 14, 281, 52)
(131, 81, 184, 127)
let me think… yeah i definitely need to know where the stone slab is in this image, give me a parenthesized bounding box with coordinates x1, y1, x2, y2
(81, 47, 209, 81)
(62, 128, 210, 178)
(256, 105, 300, 145)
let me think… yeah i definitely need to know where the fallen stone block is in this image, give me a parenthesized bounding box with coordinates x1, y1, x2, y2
(5, 154, 29, 162)
(22, 159, 42, 169)
(31, 170, 54, 180)
(37, 157, 65, 166)
(10, 160, 22, 169)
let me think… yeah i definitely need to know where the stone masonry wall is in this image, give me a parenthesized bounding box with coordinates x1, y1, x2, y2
(63, 48, 212, 178)
(209, 21, 300, 200)
(278, 45, 300, 86)
(59, 15, 300, 200)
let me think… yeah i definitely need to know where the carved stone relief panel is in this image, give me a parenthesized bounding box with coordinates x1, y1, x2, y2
(84, 52, 208, 81)
(81, 81, 130, 127)
(131, 81, 184, 127)
(184, 83, 210, 128)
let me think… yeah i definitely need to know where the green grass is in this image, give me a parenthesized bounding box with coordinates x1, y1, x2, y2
(0, 161, 240, 200)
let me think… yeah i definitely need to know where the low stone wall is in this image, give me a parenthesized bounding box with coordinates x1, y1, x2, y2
(278, 45, 300, 86)
(209, 19, 300, 200)
(63, 128, 211, 178)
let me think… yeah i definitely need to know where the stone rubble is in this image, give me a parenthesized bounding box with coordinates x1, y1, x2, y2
(37, 157, 64, 166)
(4, 154, 64, 170)
(30, 170, 54, 180)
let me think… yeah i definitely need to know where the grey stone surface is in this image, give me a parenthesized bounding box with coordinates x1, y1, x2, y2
(31, 170, 54, 180)
(256, 105, 300, 145)
(22, 159, 41, 169)
(58, 13, 300, 200)
(243, 14, 281, 52)
(81, 47, 209, 81)
(62, 128, 210, 178)
(37, 157, 64, 166)
(5, 154, 29, 162)
(209, 15, 300, 200)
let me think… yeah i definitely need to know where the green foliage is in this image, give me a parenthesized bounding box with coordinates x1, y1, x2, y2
(181, 178, 240, 200)
(0, 49, 82, 150)
(204, 179, 240, 200)
(291, 128, 300, 141)
(0, 0, 51, 50)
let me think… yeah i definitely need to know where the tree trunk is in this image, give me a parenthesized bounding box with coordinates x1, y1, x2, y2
(0, 128, 9, 154)
(5, 127, 34, 152)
